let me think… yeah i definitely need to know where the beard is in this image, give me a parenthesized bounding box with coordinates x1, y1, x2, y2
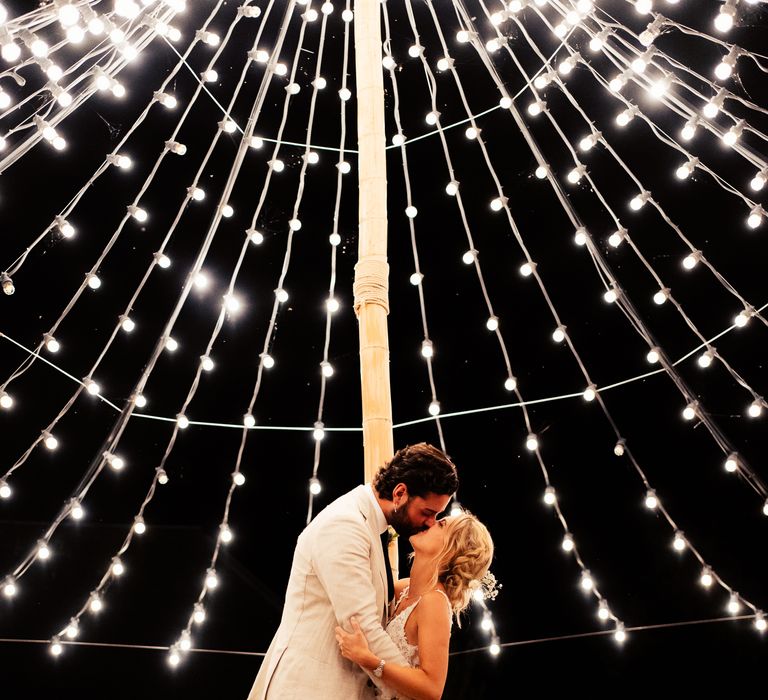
(389, 502, 427, 538)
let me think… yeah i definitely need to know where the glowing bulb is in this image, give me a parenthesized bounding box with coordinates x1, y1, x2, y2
(326, 297, 340, 313)
(224, 295, 241, 313)
(486, 316, 499, 332)
(0, 392, 13, 409)
(157, 469, 168, 485)
(703, 101, 719, 119)
(201, 356, 215, 372)
(321, 362, 334, 377)
(233, 472, 246, 486)
(748, 399, 764, 418)
(428, 401, 441, 416)
(249, 230, 264, 245)
(168, 648, 181, 667)
(0, 480, 11, 499)
(44, 433, 59, 450)
(734, 310, 750, 327)
(193, 604, 206, 624)
(682, 252, 700, 270)
(562, 533, 575, 552)
(714, 7, 735, 33)
(337, 161, 351, 174)
(580, 571, 594, 591)
(405, 206, 418, 218)
(220, 524, 233, 543)
(543, 486, 556, 505)
(456, 30, 470, 43)
(727, 593, 741, 614)
(579, 135, 597, 151)
(676, 163, 693, 180)
(504, 377, 517, 391)
(682, 403, 697, 421)
(608, 231, 625, 248)
(165, 337, 178, 353)
(653, 289, 669, 305)
(644, 489, 658, 509)
(309, 477, 322, 495)
(755, 613, 767, 632)
(535, 166, 548, 179)
(526, 434, 539, 451)
(574, 228, 588, 246)
(89, 595, 102, 612)
(603, 289, 618, 303)
(646, 348, 660, 364)
(205, 569, 219, 589)
(409, 272, 423, 286)
(673, 531, 686, 551)
(262, 354, 275, 369)
(747, 208, 763, 229)
(338, 87, 351, 101)
(176, 414, 189, 429)
(437, 57, 451, 71)
(583, 385, 597, 402)
(715, 61, 733, 81)
(275, 288, 289, 303)
(614, 624, 626, 644)
(109, 454, 125, 471)
(520, 262, 534, 277)
(567, 168, 583, 184)
(122, 316, 136, 332)
(58, 3, 80, 25)
(242, 413, 255, 429)
(50, 639, 63, 656)
(681, 122, 697, 141)
(45, 336, 60, 353)
(465, 127, 478, 140)
(112, 558, 125, 576)
(70, 500, 85, 520)
(725, 453, 739, 473)
(134, 394, 147, 408)
(203, 69, 218, 82)
(614, 439, 626, 457)
(598, 601, 611, 621)
(489, 638, 501, 656)
(133, 517, 146, 535)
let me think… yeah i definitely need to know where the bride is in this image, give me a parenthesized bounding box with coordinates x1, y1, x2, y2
(335, 512, 495, 700)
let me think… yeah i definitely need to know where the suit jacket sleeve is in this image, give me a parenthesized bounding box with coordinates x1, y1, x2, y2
(312, 513, 409, 669)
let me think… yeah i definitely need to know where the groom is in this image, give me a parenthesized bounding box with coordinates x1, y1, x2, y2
(248, 443, 458, 699)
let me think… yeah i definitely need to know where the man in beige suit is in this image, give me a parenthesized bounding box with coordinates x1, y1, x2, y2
(248, 443, 458, 699)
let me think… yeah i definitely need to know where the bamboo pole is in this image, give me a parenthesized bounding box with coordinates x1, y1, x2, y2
(353, 0, 394, 485)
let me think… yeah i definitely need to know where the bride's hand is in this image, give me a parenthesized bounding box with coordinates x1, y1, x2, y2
(335, 616, 377, 669)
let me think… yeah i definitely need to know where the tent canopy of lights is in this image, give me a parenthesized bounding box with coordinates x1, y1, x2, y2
(0, 0, 766, 678)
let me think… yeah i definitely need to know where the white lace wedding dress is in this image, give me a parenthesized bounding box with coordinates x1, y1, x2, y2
(378, 587, 452, 699)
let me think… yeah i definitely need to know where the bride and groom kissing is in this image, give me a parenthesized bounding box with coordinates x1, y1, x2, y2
(247, 443, 495, 700)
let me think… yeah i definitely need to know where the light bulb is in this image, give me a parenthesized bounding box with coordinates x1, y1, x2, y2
(409, 272, 423, 286)
(249, 230, 264, 245)
(44, 433, 59, 450)
(747, 208, 763, 229)
(682, 252, 700, 270)
(205, 569, 219, 589)
(489, 638, 501, 656)
(425, 111, 439, 126)
(535, 166, 548, 179)
(567, 167, 583, 184)
(614, 623, 626, 644)
(583, 385, 597, 402)
(428, 401, 441, 416)
(275, 288, 289, 303)
(543, 486, 556, 505)
(243, 413, 255, 428)
(465, 127, 478, 140)
(165, 337, 178, 352)
(1, 41, 20, 62)
(608, 231, 625, 248)
(490, 197, 505, 211)
(262, 354, 275, 369)
(579, 135, 596, 151)
(681, 122, 697, 141)
(249, 136, 263, 149)
(486, 316, 499, 332)
(0, 480, 11, 499)
(168, 647, 181, 667)
(714, 7, 735, 33)
(644, 489, 658, 509)
(133, 517, 146, 535)
(421, 340, 434, 358)
(603, 289, 618, 303)
(309, 477, 322, 495)
(321, 362, 334, 377)
(527, 102, 542, 116)
(703, 101, 719, 119)
(134, 394, 147, 408)
(339, 87, 351, 101)
(574, 228, 588, 246)
(520, 262, 534, 277)
(157, 469, 168, 485)
(673, 531, 686, 551)
(682, 403, 697, 421)
(224, 295, 241, 313)
(45, 336, 60, 353)
(193, 604, 206, 624)
(176, 414, 189, 429)
(504, 377, 517, 392)
(50, 639, 63, 656)
(109, 454, 125, 470)
(727, 593, 741, 614)
(233, 472, 246, 486)
(562, 533, 575, 552)
(437, 57, 451, 71)
(220, 524, 233, 543)
(580, 571, 594, 591)
(480, 615, 493, 631)
(699, 567, 714, 588)
(89, 595, 102, 612)
(748, 399, 763, 418)
(715, 61, 733, 80)
(201, 356, 215, 372)
(337, 161, 351, 174)
(526, 434, 538, 451)
(0, 392, 12, 409)
(122, 317, 136, 332)
(552, 327, 566, 343)
(203, 69, 218, 82)
(289, 218, 302, 231)
(598, 601, 611, 621)
(131, 207, 148, 222)
(58, 3, 80, 25)
(653, 289, 669, 305)
(646, 348, 660, 364)
(614, 439, 626, 457)
(405, 206, 418, 218)
(445, 181, 459, 197)
(734, 310, 750, 327)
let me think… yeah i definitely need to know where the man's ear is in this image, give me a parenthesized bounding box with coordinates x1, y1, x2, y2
(393, 482, 409, 506)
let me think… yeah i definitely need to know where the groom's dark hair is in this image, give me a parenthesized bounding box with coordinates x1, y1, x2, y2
(373, 443, 458, 500)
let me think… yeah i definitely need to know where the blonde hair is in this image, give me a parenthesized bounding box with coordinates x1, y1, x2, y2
(431, 513, 494, 626)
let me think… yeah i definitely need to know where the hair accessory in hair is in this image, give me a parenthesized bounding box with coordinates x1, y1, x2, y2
(470, 571, 501, 601)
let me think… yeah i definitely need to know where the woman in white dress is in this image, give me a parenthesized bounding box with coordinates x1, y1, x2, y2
(335, 512, 495, 700)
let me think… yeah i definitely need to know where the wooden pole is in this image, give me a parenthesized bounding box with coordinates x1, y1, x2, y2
(353, 0, 394, 484)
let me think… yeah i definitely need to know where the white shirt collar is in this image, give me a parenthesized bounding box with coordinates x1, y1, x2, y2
(366, 484, 389, 535)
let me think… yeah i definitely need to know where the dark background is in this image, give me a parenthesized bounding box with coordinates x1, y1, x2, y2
(0, 0, 767, 697)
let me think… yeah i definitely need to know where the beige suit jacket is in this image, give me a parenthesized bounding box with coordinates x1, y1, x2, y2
(247, 485, 408, 699)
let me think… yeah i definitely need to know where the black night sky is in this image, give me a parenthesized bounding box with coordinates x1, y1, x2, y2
(1, 1, 767, 697)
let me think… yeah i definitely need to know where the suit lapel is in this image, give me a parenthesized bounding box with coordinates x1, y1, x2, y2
(354, 485, 388, 622)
